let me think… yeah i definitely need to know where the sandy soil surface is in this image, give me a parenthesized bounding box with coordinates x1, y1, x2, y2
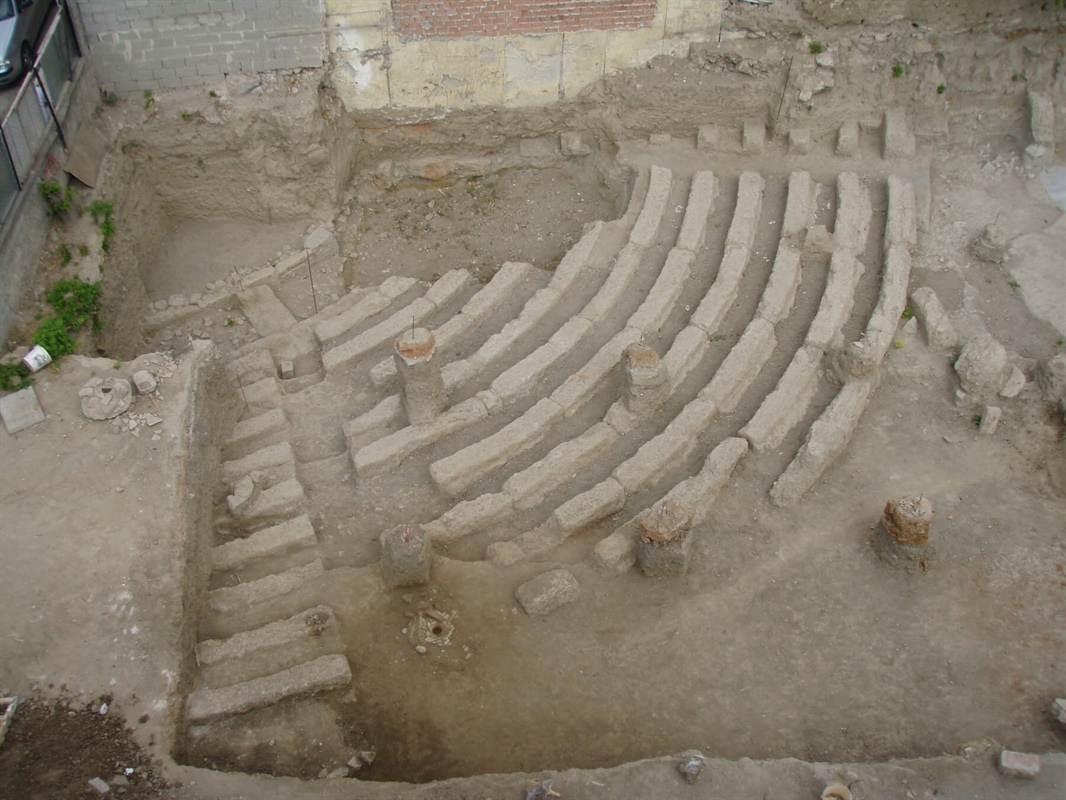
(1, 5, 1065, 799)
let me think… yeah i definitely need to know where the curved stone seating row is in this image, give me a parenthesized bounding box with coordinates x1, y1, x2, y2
(350, 166, 677, 479)
(428, 170, 713, 497)
(369, 260, 539, 390)
(322, 268, 474, 373)
(342, 217, 610, 455)
(424, 170, 813, 543)
(768, 176, 915, 506)
(591, 437, 749, 575)
(462, 170, 902, 567)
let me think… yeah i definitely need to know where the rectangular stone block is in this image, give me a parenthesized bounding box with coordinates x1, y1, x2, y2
(629, 165, 673, 248)
(0, 387, 45, 434)
(836, 119, 859, 157)
(998, 750, 1041, 779)
(705, 319, 776, 414)
(579, 243, 644, 325)
(490, 317, 592, 402)
(212, 514, 317, 575)
(207, 559, 324, 619)
(676, 170, 716, 254)
(591, 522, 639, 576)
(742, 119, 765, 153)
(550, 327, 642, 412)
(628, 249, 693, 334)
(689, 247, 748, 335)
(611, 396, 717, 494)
(185, 654, 351, 725)
(725, 172, 765, 252)
(551, 478, 626, 532)
(515, 568, 579, 616)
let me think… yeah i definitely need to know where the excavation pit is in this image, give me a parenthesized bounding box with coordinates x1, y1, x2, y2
(2, 11, 1065, 795)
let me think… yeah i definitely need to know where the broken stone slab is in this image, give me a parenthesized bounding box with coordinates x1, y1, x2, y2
(836, 119, 859, 157)
(649, 132, 672, 146)
(1028, 90, 1055, 146)
(87, 776, 110, 795)
(998, 749, 1041, 779)
(1050, 698, 1066, 729)
(999, 366, 1026, 398)
(742, 119, 765, 154)
(697, 125, 720, 152)
(909, 287, 957, 350)
(789, 127, 811, 154)
(954, 333, 1008, 396)
(226, 474, 261, 515)
(131, 370, 157, 394)
(979, 405, 1002, 436)
(883, 108, 916, 159)
(79, 377, 133, 420)
(381, 524, 431, 587)
(515, 568, 579, 616)
(0, 386, 46, 434)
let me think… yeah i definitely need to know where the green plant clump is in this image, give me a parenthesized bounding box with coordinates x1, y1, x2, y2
(892, 64, 904, 78)
(46, 277, 102, 331)
(38, 181, 74, 216)
(901, 305, 914, 319)
(78, 243, 90, 256)
(31, 316, 78, 358)
(0, 362, 33, 392)
(143, 89, 154, 109)
(937, 83, 947, 94)
(59, 243, 72, 265)
(809, 41, 824, 54)
(87, 199, 116, 252)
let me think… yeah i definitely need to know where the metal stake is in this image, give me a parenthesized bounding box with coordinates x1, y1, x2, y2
(306, 251, 318, 315)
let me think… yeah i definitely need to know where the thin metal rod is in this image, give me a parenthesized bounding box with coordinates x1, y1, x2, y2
(306, 251, 318, 315)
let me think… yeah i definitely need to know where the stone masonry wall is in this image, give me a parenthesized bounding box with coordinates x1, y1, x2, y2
(392, 0, 658, 41)
(328, 0, 720, 109)
(78, 0, 327, 95)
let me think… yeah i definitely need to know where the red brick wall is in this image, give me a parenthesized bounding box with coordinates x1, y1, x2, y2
(392, 0, 659, 41)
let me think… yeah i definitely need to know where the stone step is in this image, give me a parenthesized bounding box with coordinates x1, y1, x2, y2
(185, 653, 352, 726)
(223, 408, 290, 461)
(195, 605, 343, 689)
(770, 374, 880, 507)
(740, 345, 823, 453)
(237, 285, 298, 338)
(212, 514, 318, 577)
(220, 442, 296, 487)
(323, 269, 473, 373)
(206, 559, 324, 621)
(313, 275, 420, 349)
(370, 261, 538, 390)
(229, 478, 307, 526)
(341, 218, 610, 456)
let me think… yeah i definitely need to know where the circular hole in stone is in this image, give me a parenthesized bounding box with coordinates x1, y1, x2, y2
(431, 624, 443, 635)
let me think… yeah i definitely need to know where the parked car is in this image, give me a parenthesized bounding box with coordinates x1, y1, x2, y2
(0, 0, 56, 88)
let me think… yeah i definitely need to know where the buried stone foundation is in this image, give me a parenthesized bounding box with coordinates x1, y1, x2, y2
(381, 524, 432, 587)
(624, 344, 669, 417)
(872, 496, 934, 570)
(636, 500, 692, 577)
(395, 328, 447, 425)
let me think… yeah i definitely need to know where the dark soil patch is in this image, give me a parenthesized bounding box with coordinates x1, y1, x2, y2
(0, 696, 173, 800)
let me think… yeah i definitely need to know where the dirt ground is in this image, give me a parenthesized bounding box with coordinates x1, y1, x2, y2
(1, 3, 1065, 798)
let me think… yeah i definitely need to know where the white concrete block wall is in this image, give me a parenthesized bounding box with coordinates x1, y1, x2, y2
(78, 0, 327, 94)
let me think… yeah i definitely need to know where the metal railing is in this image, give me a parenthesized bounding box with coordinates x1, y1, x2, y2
(0, 0, 82, 227)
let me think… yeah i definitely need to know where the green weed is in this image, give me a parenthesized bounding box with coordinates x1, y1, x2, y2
(59, 243, 72, 265)
(809, 41, 824, 54)
(78, 243, 90, 256)
(143, 89, 154, 110)
(87, 200, 116, 252)
(31, 317, 78, 357)
(937, 83, 947, 94)
(0, 362, 32, 393)
(38, 181, 74, 216)
(892, 64, 904, 78)
(901, 305, 914, 319)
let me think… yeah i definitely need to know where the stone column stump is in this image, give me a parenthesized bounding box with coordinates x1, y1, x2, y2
(381, 524, 432, 587)
(394, 327, 446, 425)
(623, 344, 669, 417)
(636, 501, 692, 577)
(872, 496, 934, 570)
